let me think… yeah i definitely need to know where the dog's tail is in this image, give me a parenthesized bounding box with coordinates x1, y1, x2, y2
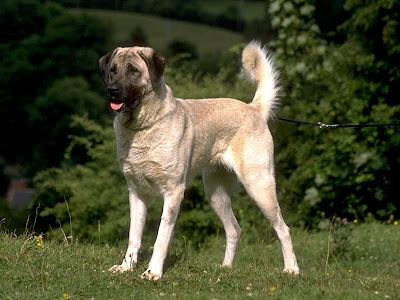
(242, 41, 278, 121)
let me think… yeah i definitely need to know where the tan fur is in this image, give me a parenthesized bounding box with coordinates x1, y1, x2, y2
(242, 41, 279, 120)
(99, 42, 299, 280)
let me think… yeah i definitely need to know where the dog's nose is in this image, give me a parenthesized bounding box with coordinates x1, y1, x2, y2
(107, 84, 119, 96)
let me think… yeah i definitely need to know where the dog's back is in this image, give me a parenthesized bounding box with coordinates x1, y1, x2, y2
(175, 41, 279, 173)
(176, 97, 265, 175)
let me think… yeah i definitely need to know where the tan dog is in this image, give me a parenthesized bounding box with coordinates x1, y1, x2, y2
(99, 41, 299, 280)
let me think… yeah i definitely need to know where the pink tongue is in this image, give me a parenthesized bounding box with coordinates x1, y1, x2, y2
(110, 102, 123, 111)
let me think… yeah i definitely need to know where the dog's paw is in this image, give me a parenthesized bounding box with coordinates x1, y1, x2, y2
(140, 269, 162, 281)
(108, 262, 135, 274)
(220, 261, 233, 268)
(283, 267, 300, 275)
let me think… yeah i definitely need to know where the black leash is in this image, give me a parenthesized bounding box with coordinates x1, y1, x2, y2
(277, 117, 400, 129)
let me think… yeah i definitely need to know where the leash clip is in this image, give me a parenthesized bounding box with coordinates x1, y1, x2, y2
(318, 122, 339, 129)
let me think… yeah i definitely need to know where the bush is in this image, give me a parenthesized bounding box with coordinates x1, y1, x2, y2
(31, 116, 127, 241)
(28, 77, 106, 172)
(130, 26, 148, 46)
(215, 5, 245, 32)
(166, 40, 198, 60)
(0, 0, 111, 176)
(268, 0, 400, 226)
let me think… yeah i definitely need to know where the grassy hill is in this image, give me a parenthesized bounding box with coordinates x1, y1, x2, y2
(1, 222, 399, 299)
(70, 9, 244, 56)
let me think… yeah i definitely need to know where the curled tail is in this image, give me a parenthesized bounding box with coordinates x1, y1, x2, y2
(242, 41, 279, 121)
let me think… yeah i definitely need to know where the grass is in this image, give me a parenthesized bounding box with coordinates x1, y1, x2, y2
(1, 222, 399, 299)
(70, 9, 243, 56)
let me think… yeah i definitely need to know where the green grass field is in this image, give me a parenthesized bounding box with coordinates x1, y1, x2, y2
(70, 9, 243, 56)
(1, 222, 399, 299)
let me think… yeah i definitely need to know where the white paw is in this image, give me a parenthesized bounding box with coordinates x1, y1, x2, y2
(108, 262, 135, 274)
(283, 267, 300, 275)
(220, 262, 233, 268)
(140, 269, 162, 281)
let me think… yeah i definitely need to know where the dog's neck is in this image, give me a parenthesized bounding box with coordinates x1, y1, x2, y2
(117, 82, 175, 130)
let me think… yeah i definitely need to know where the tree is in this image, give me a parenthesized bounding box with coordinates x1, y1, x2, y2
(0, 0, 111, 177)
(28, 77, 107, 172)
(267, 0, 400, 226)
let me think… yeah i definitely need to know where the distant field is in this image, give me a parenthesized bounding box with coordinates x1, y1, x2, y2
(1, 223, 399, 299)
(70, 9, 244, 56)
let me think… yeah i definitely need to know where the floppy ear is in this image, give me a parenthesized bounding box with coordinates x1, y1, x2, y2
(99, 49, 118, 85)
(138, 49, 166, 89)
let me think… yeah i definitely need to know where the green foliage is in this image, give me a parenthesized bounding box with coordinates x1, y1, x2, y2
(215, 4, 245, 31)
(130, 26, 148, 47)
(268, 0, 400, 226)
(164, 44, 254, 101)
(0, 0, 111, 177)
(329, 218, 355, 259)
(0, 0, 63, 43)
(342, 0, 400, 106)
(166, 40, 199, 60)
(32, 116, 127, 241)
(28, 77, 107, 172)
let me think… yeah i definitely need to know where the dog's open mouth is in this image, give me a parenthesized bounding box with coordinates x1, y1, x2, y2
(110, 102, 124, 111)
(110, 97, 140, 112)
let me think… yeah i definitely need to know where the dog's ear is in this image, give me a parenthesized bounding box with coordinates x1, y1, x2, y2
(99, 48, 118, 85)
(138, 49, 166, 90)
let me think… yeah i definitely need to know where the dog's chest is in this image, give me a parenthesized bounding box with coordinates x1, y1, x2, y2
(116, 131, 168, 195)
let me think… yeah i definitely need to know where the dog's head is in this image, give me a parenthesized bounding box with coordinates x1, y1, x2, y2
(99, 47, 166, 112)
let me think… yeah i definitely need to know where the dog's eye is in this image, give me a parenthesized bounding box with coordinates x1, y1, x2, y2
(110, 64, 117, 74)
(127, 63, 140, 76)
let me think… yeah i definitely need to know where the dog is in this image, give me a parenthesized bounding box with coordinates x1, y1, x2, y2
(99, 41, 299, 280)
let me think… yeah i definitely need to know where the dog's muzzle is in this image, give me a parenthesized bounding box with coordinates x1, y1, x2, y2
(107, 84, 140, 112)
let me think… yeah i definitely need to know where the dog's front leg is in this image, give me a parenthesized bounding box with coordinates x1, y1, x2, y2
(141, 185, 184, 280)
(109, 184, 147, 274)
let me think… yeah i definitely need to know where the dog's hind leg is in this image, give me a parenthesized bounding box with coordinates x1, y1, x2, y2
(202, 167, 242, 267)
(250, 182, 300, 275)
(223, 138, 299, 274)
(238, 169, 298, 274)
